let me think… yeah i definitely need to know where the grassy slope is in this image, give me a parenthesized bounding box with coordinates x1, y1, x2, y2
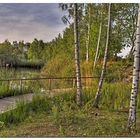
(0, 59, 136, 137)
(1, 107, 140, 137)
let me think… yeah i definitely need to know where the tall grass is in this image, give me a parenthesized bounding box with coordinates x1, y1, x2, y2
(0, 68, 40, 99)
(99, 82, 131, 110)
(0, 68, 40, 79)
(0, 80, 138, 126)
(0, 92, 76, 125)
(0, 86, 32, 99)
(0, 79, 34, 99)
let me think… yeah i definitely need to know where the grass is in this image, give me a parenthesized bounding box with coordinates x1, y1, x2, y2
(0, 92, 75, 125)
(0, 59, 136, 137)
(0, 68, 40, 79)
(1, 98, 140, 137)
(0, 87, 32, 99)
(0, 82, 33, 99)
(0, 80, 140, 137)
(0, 68, 40, 99)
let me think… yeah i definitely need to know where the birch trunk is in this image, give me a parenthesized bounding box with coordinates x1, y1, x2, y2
(94, 22, 102, 68)
(93, 3, 111, 108)
(127, 4, 140, 133)
(129, 44, 135, 57)
(86, 5, 91, 62)
(74, 3, 82, 106)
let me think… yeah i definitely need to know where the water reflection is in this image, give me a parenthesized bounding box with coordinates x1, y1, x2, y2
(0, 68, 40, 79)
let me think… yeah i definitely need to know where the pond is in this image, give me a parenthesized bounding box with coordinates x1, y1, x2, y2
(0, 68, 41, 79)
(0, 68, 44, 98)
(0, 68, 75, 97)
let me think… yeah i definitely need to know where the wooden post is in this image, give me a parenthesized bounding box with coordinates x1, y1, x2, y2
(73, 79, 75, 88)
(20, 79, 22, 93)
(7, 80, 10, 91)
(49, 79, 52, 92)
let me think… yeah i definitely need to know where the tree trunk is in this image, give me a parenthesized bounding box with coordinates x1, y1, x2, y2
(86, 4, 91, 62)
(93, 3, 111, 108)
(74, 3, 82, 106)
(129, 44, 134, 57)
(127, 4, 140, 133)
(94, 22, 102, 68)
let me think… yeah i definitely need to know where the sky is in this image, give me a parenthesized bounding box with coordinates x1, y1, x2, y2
(118, 47, 130, 58)
(0, 3, 67, 43)
(0, 3, 129, 57)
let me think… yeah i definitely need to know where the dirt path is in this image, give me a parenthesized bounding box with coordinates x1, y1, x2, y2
(0, 93, 34, 114)
(0, 87, 77, 114)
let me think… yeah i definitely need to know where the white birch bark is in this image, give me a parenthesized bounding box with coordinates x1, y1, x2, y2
(93, 3, 111, 108)
(127, 4, 140, 132)
(86, 5, 91, 62)
(129, 44, 135, 57)
(74, 3, 82, 106)
(94, 22, 102, 68)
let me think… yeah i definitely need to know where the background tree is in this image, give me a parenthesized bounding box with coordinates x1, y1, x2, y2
(59, 3, 83, 105)
(85, 4, 91, 62)
(28, 38, 45, 60)
(94, 4, 103, 68)
(74, 3, 82, 106)
(93, 3, 111, 108)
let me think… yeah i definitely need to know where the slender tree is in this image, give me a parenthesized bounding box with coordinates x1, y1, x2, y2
(59, 3, 83, 105)
(86, 4, 91, 62)
(127, 4, 140, 133)
(94, 22, 102, 68)
(74, 3, 82, 106)
(93, 3, 111, 108)
(94, 4, 103, 68)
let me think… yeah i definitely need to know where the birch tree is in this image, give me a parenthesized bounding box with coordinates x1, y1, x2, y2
(59, 3, 83, 106)
(94, 4, 103, 68)
(127, 4, 140, 133)
(86, 4, 91, 62)
(74, 3, 82, 106)
(93, 3, 111, 108)
(94, 22, 102, 68)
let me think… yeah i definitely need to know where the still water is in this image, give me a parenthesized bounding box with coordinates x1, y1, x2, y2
(0, 68, 41, 79)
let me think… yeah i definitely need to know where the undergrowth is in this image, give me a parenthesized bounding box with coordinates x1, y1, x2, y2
(0, 81, 139, 136)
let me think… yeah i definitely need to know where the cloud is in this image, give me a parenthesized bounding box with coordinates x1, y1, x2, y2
(0, 3, 67, 42)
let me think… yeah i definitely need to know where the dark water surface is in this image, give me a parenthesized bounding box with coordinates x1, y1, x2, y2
(0, 68, 40, 79)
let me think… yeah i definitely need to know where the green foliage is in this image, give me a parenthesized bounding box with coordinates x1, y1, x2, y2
(1, 87, 140, 136)
(99, 82, 131, 110)
(0, 101, 28, 124)
(0, 106, 132, 137)
(0, 68, 40, 79)
(0, 68, 42, 99)
(0, 85, 32, 99)
(28, 39, 45, 60)
(92, 60, 133, 82)
(0, 121, 4, 130)
(0, 81, 132, 126)
(42, 54, 75, 77)
(0, 39, 45, 67)
(0, 92, 76, 125)
(30, 95, 51, 113)
(41, 4, 138, 81)
(59, 125, 67, 136)
(51, 105, 59, 124)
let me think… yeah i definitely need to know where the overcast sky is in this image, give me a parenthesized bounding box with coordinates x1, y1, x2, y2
(0, 3, 67, 43)
(0, 3, 129, 56)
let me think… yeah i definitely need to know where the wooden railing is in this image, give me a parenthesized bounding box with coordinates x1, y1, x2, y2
(0, 76, 100, 81)
(0, 76, 100, 95)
